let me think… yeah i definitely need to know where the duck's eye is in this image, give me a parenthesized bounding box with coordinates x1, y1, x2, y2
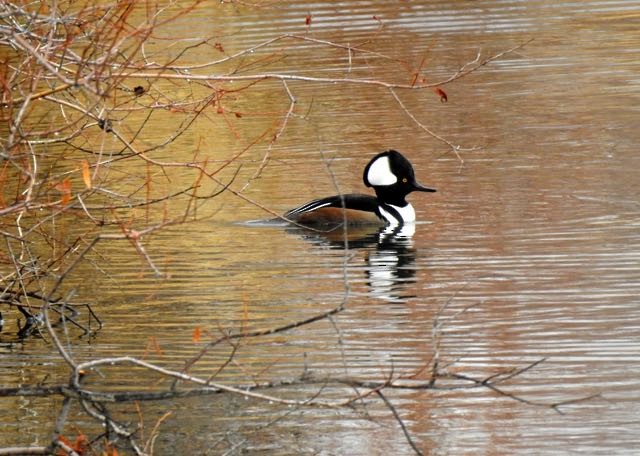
(402, 177, 408, 183)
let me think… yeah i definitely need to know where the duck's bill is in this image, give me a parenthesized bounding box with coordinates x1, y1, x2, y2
(413, 182, 437, 192)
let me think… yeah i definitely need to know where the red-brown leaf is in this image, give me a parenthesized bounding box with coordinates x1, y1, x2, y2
(434, 87, 448, 103)
(55, 178, 72, 205)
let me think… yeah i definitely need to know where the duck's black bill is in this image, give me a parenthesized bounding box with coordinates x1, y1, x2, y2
(413, 182, 437, 192)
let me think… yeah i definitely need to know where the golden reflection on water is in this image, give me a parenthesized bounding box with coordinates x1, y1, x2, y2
(2, 1, 640, 454)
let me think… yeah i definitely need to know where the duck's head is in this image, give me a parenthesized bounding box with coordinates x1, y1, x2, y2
(363, 150, 436, 206)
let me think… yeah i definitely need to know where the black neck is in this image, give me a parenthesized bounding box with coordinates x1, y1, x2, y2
(374, 187, 408, 207)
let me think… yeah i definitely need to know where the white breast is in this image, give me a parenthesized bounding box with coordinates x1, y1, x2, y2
(378, 203, 416, 225)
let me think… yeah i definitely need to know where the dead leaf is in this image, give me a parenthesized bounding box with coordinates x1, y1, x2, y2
(81, 160, 92, 189)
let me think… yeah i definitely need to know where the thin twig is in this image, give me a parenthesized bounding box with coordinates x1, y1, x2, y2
(376, 390, 424, 456)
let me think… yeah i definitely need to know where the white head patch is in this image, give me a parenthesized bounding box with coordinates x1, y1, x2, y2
(367, 156, 397, 186)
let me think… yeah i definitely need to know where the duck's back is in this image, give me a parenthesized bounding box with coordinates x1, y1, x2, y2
(284, 193, 382, 226)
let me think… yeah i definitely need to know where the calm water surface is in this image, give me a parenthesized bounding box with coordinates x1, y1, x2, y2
(2, 1, 640, 454)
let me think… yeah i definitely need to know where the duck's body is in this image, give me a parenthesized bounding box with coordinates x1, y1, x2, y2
(284, 150, 435, 227)
(284, 194, 381, 225)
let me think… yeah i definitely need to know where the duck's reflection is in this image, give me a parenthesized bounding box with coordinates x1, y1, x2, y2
(286, 224, 418, 303)
(366, 224, 417, 303)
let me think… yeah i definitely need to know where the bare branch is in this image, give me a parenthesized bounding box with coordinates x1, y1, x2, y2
(377, 390, 424, 456)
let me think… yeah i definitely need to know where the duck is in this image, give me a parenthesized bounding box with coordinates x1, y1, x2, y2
(284, 150, 435, 227)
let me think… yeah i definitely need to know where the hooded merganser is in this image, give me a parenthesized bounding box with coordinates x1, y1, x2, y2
(284, 150, 436, 227)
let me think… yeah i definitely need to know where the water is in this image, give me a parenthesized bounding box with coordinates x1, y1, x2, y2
(1, 1, 640, 454)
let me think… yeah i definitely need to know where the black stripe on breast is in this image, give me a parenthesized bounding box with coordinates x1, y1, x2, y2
(376, 203, 403, 224)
